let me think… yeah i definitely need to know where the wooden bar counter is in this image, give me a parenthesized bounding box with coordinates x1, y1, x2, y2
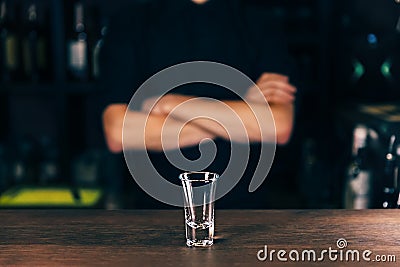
(0, 210, 399, 266)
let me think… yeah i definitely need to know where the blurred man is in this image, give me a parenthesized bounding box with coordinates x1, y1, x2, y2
(100, 0, 298, 208)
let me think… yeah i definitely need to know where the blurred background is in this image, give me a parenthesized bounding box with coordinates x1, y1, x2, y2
(0, 0, 399, 209)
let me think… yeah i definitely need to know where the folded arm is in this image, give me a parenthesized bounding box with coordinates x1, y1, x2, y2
(146, 73, 296, 145)
(102, 73, 296, 153)
(147, 96, 293, 145)
(102, 104, 215, 153)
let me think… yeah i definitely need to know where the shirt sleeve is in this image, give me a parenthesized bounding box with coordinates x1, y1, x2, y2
(244, 4, 302, 119)
(244, 6, 298, 83)
(88, 3, 150, 148)
(97, 4, 149, 108)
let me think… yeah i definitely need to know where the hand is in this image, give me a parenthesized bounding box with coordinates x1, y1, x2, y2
(245, 73, 296, 105)
(142, 94, 193, 115)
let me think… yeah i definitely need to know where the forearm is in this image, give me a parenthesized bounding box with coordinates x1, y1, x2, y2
(166, 98, 293, 144)
(225, 100, 294, 144)
(103, 104, 215, 153)
(125, 111, 215, 151)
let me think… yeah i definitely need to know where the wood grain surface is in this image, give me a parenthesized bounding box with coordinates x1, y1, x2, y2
(0, 210, 399, 266)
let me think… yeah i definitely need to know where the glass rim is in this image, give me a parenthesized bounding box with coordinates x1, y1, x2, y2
(179, 171, 219, 182)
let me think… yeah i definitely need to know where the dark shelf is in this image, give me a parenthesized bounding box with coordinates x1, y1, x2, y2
(62, 82, 102, 94)
(288, 33, 321, 46)
(0, 83, 101, 95)
(0, 0, 337, 208)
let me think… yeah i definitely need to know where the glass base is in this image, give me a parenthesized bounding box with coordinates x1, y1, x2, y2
(186, 239, 213, 247)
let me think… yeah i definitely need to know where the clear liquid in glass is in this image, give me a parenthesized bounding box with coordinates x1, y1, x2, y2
(184, 205, 214, 247)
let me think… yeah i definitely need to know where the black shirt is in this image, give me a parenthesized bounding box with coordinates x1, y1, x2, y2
(99, 0, 298, 208)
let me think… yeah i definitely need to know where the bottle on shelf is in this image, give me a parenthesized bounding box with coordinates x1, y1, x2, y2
(21, 1, 50, 82)
(37, 136, 59, 185)
(66, 1, 89, 82)
(396, 144, 400, 208)
(10, 136, 37, 186)
(0, 0, 21, 83)
(344, 124, 373, 209)
(0, 143, 10, 193)
(381, 135, 398, 208)
(91, 16, 107, 80)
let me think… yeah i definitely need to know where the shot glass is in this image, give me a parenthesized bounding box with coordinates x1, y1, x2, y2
(179, 172, 219, 247)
